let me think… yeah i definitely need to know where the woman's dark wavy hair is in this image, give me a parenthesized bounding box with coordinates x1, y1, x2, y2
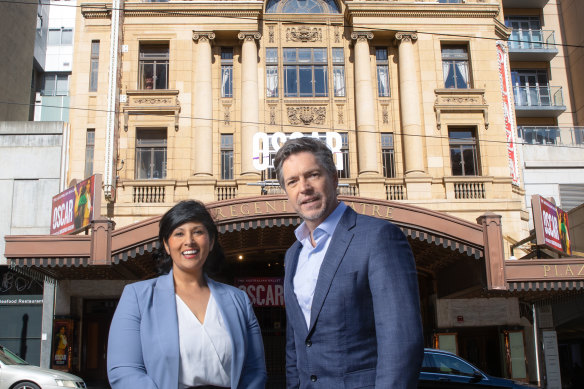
(153, 200, 224, 275)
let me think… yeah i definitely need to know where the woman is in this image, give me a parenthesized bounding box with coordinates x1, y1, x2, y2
(107, 200, 267, 389)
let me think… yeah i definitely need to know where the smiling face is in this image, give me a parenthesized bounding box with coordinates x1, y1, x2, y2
(164, 221, 214, 278)
(281, 151, 338, 231)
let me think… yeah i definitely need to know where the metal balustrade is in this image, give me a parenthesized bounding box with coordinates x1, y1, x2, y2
(512, 85, 564, 107)
(518, 126, 584, 146)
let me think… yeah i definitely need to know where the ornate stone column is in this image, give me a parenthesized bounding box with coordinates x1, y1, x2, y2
(395, 32, 425, 176)
(192, 31, 215, 176)
(351, 31, 379, 176)
(238, 31, 262, 177)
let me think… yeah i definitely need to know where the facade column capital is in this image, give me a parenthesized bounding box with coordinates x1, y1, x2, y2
(192, 31, 216, 43)
(238, 31, 262, 42)
(395, 32, 418, 44)
(350, 31, 374, 42)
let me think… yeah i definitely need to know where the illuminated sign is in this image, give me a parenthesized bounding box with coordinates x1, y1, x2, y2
(50, 175, 101, 235)
(532, 195, 572, 256)
(252, 131, 343, 171)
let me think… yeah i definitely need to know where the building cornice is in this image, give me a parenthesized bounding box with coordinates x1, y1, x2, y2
(81, 2, 264, 19)
(345, 3, 500, 21)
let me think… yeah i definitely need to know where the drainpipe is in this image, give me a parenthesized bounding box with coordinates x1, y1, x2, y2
(532, 304, 541, 387)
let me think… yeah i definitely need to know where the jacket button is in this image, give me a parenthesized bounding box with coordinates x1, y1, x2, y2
(310, 375, 317, 382)
(305, 339, 312, 347)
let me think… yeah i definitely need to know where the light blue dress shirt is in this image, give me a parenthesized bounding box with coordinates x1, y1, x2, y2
(293, 201, 347, 328)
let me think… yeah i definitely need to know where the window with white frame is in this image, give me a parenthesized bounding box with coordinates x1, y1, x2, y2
(43, 73, 68, 96)
(221, 48, 233, 98)
(136, 129, 167, 179)
(48, 28, 72, 45)
(332, 48, 345, 97)
(376, 48, 390, 97)
(221, 134, 234, 180)
(442, 45, 470, 89)
(284, 48, 328, 97)
(266, 48, 279, 98)
(381, 133, 395, 178)
(139, 44, 169, 90)
(337, 132, 350, 179)
(449, 128, 480, 176)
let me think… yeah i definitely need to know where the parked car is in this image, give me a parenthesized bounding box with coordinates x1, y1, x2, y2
(0, 345, 86, 389)
(420, 348, 536, 388)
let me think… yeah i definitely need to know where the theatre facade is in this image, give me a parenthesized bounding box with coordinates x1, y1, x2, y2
(4, 0, 584, 387)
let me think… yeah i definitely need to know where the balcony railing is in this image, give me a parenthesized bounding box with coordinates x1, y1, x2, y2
(216, 182, 237, 201)
(513, 85, 563, 107)
(133, 185, 165, 203)
(518, 126, 584, 146)
(386, 184, 406, 201)
(508, 29, 558, 61)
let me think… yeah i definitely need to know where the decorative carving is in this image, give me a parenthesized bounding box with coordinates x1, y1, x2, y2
(223, 105, 230, 125)
(395, 32, 418, 44)
(192, 31, 216, 42)
(337, 105, 344, 124)
(133, 98, 174, 105)
(288, 106, 326, 125)
(269, 25, 275, 43)
(350, 31, 374, 42)
(434, 89, 489, 130)
(335, 26, 341, 43)
(269, 105, 276, 125)
(287, 27, 322, 42)
(382, 105, 389, 124)
(238, 31, 262, 41)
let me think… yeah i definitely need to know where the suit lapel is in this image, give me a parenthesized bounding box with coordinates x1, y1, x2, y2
(284, 242, 309, 336)
(153, 271, 180, 385)
(308, 207, 356, 332)
(208, 277, 244, 388)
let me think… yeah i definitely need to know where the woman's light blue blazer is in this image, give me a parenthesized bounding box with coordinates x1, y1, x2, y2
(107, 270, 267, 389)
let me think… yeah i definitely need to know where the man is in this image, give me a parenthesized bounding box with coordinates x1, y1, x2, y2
(274, 137, 424, 388)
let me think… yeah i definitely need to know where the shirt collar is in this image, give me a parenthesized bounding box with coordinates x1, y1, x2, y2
(294, 201, 347, 243)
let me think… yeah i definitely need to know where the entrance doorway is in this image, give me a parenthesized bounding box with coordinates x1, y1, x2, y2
(81, 299, 117, 387)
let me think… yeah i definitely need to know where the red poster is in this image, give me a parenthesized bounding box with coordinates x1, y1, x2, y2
(50, 175, 97, 235)
(52, 319, 74, 371)
(235, 277, 284, 307)
(532, 195, 572, 256)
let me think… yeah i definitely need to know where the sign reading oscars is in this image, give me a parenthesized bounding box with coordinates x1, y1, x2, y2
(50, 174, 101, 235)
(531, 195, 572, 256)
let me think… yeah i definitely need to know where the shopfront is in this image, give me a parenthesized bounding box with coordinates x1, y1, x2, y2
(7, 195, 580, 387)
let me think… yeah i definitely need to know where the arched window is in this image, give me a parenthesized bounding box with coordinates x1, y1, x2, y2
(265, 0, 340, 14)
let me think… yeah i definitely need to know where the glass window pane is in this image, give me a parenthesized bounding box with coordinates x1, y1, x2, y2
(285, 66, 298, 96)
(267, 66, 279, 97)
(136, 149, 152, 179)
(266, 48, 278, 63)
(298, 48, 312, 63)
(155, 63, 168, 89)
(444, 62, 456, 88)
(376, 48, 388, 61)
(451, 148, 463, 176)
(333, 66, 345, 97)
(313, 48, 327, 63)
(61, 29, 73, 45)
(153, 148, 166, 179)
(283, 48, 296, 63)
(221, 66, 233, 98)
(44, 75, 56, 96)
(299, 66, 313, 96)
(48, 29, 60, 45)
(56, 75, 68, 95)
(377, 65, 390, 97)
(332, 48, 344, 63)
(314, 66, 327, 96)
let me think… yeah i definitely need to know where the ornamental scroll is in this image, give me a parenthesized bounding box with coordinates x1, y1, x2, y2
(287, 106, 326, 125)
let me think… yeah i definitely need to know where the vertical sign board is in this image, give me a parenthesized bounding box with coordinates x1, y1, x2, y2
(235, 277, 284, 307)
(542, 330, 562, 389)
(531, 195, 572, 256)
(497, 41, 521, 186)
(50, 174, 102, 235)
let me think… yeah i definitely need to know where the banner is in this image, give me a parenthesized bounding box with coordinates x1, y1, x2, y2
(50, 175, 100, 235)
(532, 195, 572, 256)
(235, 277, 284, 307)
(51, 318, 74, 371)
(497, 41, 520, 186)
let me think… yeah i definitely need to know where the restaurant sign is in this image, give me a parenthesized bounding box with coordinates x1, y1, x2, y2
(531, 195, 572, 256)
(50, 174, 101, 235)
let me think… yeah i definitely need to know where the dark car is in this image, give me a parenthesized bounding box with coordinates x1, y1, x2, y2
(419, 348, 536, 389)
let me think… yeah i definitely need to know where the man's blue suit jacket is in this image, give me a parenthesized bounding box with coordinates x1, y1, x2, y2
(107, 271, 267, 389)
(285, 205, 424, 388)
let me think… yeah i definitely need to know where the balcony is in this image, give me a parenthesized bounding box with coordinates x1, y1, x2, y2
(502, 0, 548, 8)
(512, 85, 566, 117)
(508, 30, 558, 61)
(518, 127, 584, 147)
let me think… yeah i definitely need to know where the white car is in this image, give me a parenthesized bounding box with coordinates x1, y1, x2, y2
(0, 345, 86, 389)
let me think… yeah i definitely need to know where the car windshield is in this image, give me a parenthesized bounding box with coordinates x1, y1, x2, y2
(0, 346, 30, 365)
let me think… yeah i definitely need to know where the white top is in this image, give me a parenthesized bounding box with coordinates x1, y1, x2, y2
(293, 202, 346, 328)
(176, 293, 232, 388)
